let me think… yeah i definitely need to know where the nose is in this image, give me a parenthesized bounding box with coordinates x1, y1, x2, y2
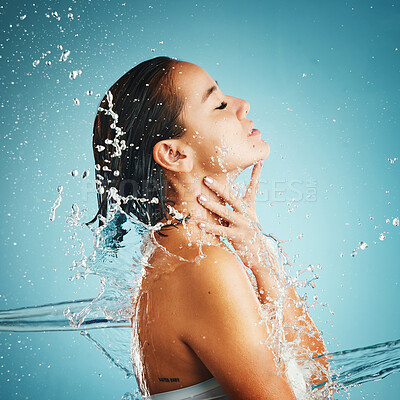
(237, 98, 250, 120)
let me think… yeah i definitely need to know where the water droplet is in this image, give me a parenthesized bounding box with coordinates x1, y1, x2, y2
(59, 50, 71, 62)
(20, 15, 27, 20)
(379, 233, 386, 241)
(69, 70, 82, 80)
(96, 145, 105, 152)
(386, 218, 390, 224)
(393, 217, 399, 226)
(33, 60, 40, 67)
(49, 186, 63, 221)
(67, 12, 74, 20)
(106, 90, 113, 105)
(340, 252, 344, 257)
(82, 169, 89, 179)
(51, 11, 60, 21)
(70, 170, 78, 177)
(350, 249, 357, 257)
(86, 90, 93, 96)
(72, 203, 79, 213)
(73, 98, 80, 106)
(359, 241, 368, 250)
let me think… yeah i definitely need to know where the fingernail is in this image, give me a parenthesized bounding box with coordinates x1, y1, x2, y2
(198, 195, 207, 202)
(204, 176, 214, 185)
(260, 160, 263, 167)
(198, 222, 206, 228)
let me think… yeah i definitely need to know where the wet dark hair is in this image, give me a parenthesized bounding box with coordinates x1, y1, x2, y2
(89, 56, 189, 231)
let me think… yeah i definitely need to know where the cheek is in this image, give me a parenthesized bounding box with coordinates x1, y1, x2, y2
(190, 136, 220, 164)
(215, 119, 242, 141)
(220, 129, 245, 150)
(190, 119, 244, 161)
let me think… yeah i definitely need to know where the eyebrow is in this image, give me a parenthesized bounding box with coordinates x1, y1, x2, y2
(202, 80, 219, 103)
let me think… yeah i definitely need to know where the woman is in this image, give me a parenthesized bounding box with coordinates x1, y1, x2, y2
(92, 56, 331, 399)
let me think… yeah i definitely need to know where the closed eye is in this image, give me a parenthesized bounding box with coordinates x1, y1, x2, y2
(216, 101, 227, 110)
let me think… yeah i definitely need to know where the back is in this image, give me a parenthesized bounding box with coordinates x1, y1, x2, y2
(133, 243, 217, 395)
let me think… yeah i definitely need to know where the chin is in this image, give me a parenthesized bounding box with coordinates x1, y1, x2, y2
(246, 141, 270, 168)
(226, 141, 271, 172)
(263, 141, 270, 158)
(255, 140, 270, 161)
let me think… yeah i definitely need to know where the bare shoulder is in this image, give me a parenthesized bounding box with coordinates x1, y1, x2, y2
(175, 244, 296, 400)
(183, 244, 253, 291)
(178, 243, 262, 336)
(177, 244, 259, 317)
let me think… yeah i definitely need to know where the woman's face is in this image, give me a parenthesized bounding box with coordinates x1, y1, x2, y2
(173, 61, 270, 175)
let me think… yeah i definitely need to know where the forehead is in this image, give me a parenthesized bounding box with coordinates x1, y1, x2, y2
(172, 62, 215, 103)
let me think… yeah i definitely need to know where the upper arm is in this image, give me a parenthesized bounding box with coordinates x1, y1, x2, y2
(180, 246, 296, 400)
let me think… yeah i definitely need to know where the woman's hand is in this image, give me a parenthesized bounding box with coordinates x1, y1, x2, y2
(196, 164, 333, 393)
(196, 161, 270, 274)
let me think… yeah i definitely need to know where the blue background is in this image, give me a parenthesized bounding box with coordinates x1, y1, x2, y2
(0, 0, 399, 398)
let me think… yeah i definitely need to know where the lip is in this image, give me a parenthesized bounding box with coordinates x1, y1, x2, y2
(249, 128, 261, 136)
(247, 121, 254, 136)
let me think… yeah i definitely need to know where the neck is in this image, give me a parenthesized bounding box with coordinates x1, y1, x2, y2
(155, 168, 242, 249)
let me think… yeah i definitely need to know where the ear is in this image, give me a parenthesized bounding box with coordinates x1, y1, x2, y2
(153, 139, 193, 173)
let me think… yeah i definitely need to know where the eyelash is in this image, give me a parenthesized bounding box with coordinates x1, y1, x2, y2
(216, 101, 227, 110)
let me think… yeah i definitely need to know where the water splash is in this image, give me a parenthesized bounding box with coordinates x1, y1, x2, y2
(0, 298, 126, 332)
(7, 153, 400, 400)
(328, 338, 400, 388)
(2, 208, 400, 399)
(1, 301, 399, 398)
(49, 185, 63, 221)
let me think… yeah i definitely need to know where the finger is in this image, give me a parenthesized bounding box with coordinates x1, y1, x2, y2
(197, 195, 239, 224)
(197, 220, 232, 238)
(244, 161, 262, 204)
(202, 176, 242, 212)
